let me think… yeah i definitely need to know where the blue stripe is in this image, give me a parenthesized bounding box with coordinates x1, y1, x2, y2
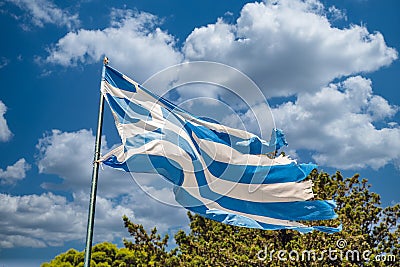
(186, 121, 229, 146)
(105, 66, 188, 115)
(184, 122, 315, 184)
(125, 129, 198, 161)
(185, 122, 284, 154)
(235, 129, 288, 153)
(103, 154, 184, 186)
(119, 119, 314, 184)
(137, 83, 190, 116)
(105, 66, 137, 92)
(105, 93, 152, 124)
(114, 118, 315, 184)
(174, 187, 341, 233)
(201, 148, 316, 184)
(104, 153, 334, 221)
(106, 65, 286, 155)
(191, 160, 335, 221)
(136, 82, 280, 155)
(270, 128, 288, 150)
(125, 130, 164, 148)
(109, 112, 315, 184)
(102, 65, 339, 232)
(105, 67, 284, 155)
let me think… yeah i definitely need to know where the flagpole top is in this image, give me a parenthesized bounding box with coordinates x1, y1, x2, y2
(103, 56, 109, 65)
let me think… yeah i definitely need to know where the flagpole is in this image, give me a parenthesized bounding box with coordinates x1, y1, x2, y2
(83, 56, 108, 267)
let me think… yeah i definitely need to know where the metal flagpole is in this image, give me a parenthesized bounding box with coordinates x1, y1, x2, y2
(83, 56, 108, 267)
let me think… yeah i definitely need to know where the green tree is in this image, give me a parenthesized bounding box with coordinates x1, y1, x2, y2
(41, 219, 177, 267)
(120, 215, 179, 266)
(42, 171, 399, 267)
(174, 170, 399, 266)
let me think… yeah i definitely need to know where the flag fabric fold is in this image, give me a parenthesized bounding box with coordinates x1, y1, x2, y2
(100, 65, 340, 233)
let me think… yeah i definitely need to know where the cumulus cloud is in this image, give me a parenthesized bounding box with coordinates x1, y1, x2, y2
(0, 158, 31, 185)
(177, 0, 399, 171)
(37, 129, 109, 192)
(0, 100, 13, 142)
(4, 0, 399, 252)
(12, 128, 187, 248)
(4, 0, 79, 29)
(272, 76, 400, 169)
(35, 129, 188, 208)
(0, 192, 136, 248)
(37, 0, 399, 172)
(40, 0, 397, 99)
(183, 0, 397, 97)
(0, 128, 188, 249)
(37, 129, 139, 197)
(42, 9, 182, 81)
(0, 188, 187, 249)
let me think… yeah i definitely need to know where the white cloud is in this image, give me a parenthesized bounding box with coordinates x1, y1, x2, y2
(37, 129, 102, 190)
(220, 101, 275, 138)
(15, 128, 188, 248)
(37, 129, 133, 197)
(36, 129, 182, 202)
(0, 158, 31, 185)
(142, 61, 276, 141)
(42, 9, 182, 81)
(3, 0, 398, 253)
(0, 169, 187, 249)
(272, 76, 400, 170)
(41, 0, 397, 106)
(0, 186, 187, 249)
(177, 0, 399, 171)
(327, 5, 347, 21)
(183, 0, 397, 97)
(36, 128, 188, 209)
(0, 192, 136, 248)
(5, 0, 79, 29)
(0, 57, 10, 69)
(0, 100, 13, 142)
(37, 0, 399, 172)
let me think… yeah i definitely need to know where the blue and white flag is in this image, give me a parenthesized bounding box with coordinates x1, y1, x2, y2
(100, 65, 340, 233)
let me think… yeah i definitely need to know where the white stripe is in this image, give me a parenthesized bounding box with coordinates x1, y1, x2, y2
(103, 81, 270, 144)
(179, 186, 308, 228)
(104, 80, 295, 168)
(101, 141, 308, 228)
(101, 140, 314, 202)
(183, 114, 257, 140)
(192, 134, 295, 166)
(101, 69, 336, 232)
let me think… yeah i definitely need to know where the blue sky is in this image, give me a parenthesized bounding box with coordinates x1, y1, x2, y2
(0, 0, 399, 266)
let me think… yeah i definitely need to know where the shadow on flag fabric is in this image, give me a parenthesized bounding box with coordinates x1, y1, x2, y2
(100, 65, 341, 233)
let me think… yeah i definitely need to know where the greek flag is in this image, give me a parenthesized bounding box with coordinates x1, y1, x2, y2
(100, 65, 340, 233)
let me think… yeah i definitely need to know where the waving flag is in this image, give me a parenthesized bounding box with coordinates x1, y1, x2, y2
(100, 65, 340, 233)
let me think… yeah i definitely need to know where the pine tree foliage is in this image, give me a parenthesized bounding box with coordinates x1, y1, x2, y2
(41, 171, 399, 267)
